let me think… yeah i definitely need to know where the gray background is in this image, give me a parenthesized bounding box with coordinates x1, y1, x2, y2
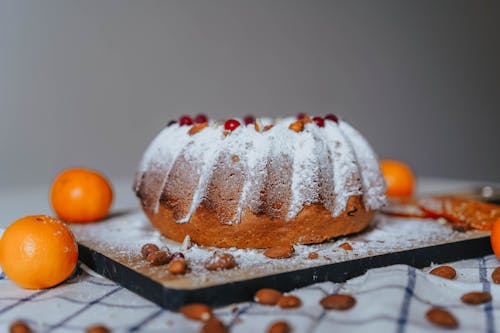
(1, 0, 499, 189)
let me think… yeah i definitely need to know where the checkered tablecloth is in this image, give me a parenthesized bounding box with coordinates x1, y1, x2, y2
(1, 250, 499, 332)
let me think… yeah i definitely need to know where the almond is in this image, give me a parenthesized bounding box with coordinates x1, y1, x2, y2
(146, 250, 170, 266)
(264, 245, 295, 259)
(201, 318, 228, 333)
(254, 120, 262, 132)
(339, 242, 353, 251)
(278, 295, 302, 309)
(320, 294, 356, 310)
(254, 288, 283, 305)
(308, 252, 319, 260)
(204, 252, 236, 271)
(429, 265, 456, 280)
(263, 125, 274, 131)
(86, 325, 111, 333)
(141, 243, 160, 259)
(288, 120, 304, 132)
(267, 321, 291, 333)
(492, 266, 500, 284)
(460, 291, 492, 305)
(425, 307, 458, 329)
(188, 122, 208, 135)
(180, 303, 213, 321)
(301, 115, 313, 124)
(168, 258, 187, 275)
(9, 321, 32, 333)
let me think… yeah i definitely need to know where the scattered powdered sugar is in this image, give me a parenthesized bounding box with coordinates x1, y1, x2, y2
(70, 211, 484, 287)
(135, 117, 386, 224)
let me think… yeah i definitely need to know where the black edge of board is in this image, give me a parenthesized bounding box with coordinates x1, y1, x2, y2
(78, 236, 492, 311)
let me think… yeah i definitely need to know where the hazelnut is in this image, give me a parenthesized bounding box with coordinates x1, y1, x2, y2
(141, 243, 159, 259)
(146, 250, 170, 266)
(168, 258, 187, 275)
(9, 321, 31, 333)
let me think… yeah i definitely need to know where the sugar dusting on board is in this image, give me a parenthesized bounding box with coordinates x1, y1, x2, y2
(70, 211, 485, 288)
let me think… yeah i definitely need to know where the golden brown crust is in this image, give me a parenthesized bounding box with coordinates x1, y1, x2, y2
(142, 196, 373, 248)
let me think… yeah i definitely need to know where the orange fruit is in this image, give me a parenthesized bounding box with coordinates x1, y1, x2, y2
(380, 159, 415, 197)
(50, 167, 113, 223)
(0, 215, 78, 289)
(491, 218, 500, 259)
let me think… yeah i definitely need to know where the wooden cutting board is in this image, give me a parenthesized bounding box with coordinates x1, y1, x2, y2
(71, 211, 492, 311)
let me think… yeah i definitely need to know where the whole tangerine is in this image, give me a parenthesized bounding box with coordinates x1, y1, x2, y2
(0, 215, 78, 289)
(380, 159, 415, 197)
(490, 218, 500, 259)
(50, 168, 113, 223)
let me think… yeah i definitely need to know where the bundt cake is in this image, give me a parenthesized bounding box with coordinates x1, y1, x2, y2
(133, 115, 386, 248)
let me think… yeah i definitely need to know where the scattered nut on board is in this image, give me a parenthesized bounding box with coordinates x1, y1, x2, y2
(141, 243, 160, 259)
(278, 295, 302, 309)
(180, 235, 192, 251)
(308, 252, 319, 260)
(492, 267, 500, 284)
(338, 242, 353, 251)
(180, 303, 213, 321)
(320, 294, 356, 310)
(264, 245, 295, 259)
(147, 250, 170, 266)
(460, 291, 492, 305)
(168, 258, 187, 275)
(429, 265, 456, 280)
(204, 252, 236, 271)
(254, 288, 283, 305)
(9, 321, 32, 333)
(425, 307, 458, 329)
(267, 320, 291, 333)
(86, 325, 111, 333)
(201, 318, 228, 333)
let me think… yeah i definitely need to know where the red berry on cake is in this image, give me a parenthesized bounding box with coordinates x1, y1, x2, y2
(194, 114, 208, 124)
(224, 119, 241, 132)
(243, 115, 255, 125)
(171, 252, 185, 260)
(325, 114, 339, 123)
(313, 116, 325, 127)
(179, 115, 193, 126)
(297, 113, 307, 120)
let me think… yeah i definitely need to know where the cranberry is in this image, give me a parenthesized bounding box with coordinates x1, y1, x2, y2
(297, 113, 307, 120)
(325, 114, 339, 123)
(313, 116, 325, 127)
(171, 252, 185, 260)
(166, 120, 177, 127)
(224, 119, 241, 132)
(194, 114, 208, 124)
(179, 115, 193, 126)
(243, 115, 255, 125)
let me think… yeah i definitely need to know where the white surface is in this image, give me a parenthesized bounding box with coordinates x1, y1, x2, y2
(0, 177, 487, 229)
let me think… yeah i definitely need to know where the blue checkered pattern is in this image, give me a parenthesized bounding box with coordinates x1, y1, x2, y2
(1, 255, 499, 332)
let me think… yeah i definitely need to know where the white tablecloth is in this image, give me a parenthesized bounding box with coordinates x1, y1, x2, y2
(1, 252, 499, 333)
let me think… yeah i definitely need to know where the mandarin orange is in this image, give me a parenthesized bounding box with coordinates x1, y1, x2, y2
(0, 215, 78, 289)
(490, 218, 500, 259)
(50, 168, 113, 223)
(380, 159, 415, 197)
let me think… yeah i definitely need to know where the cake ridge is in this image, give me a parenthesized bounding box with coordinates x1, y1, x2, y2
(135, 116, 386, 225)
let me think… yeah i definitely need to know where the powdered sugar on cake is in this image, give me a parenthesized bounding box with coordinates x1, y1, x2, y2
(135, 117, 386, 224)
